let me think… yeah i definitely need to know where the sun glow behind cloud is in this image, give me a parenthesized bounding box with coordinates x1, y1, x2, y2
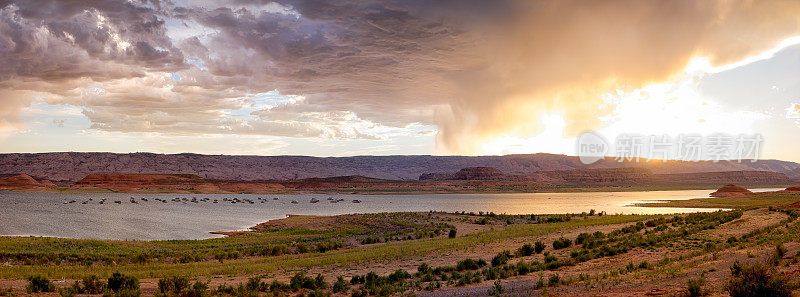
(1, 1, 800, 159)
(479, 37, 800, 157)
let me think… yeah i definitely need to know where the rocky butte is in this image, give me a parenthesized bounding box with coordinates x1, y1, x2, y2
(1, 152, 800, 182)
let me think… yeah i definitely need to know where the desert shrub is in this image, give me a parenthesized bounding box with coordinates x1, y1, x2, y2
(417, 263, 431, 275)
(488, 280, 503, 296)
(350, 275, 365, 285)
(492, 250, 512, 267)
(726, 261, 791, 297)
(107, 272, 139, 293)
(244, 276, 267, 292)
(26, 275, 55, 293)
(534, 241, 546, 254)
(388, 269, 411, 282)
(306, 289, 331, 297)
(160, 281, 208, 297)
(535, 276, 545, 289)
(516, 261, 534, 275)
(775, 244, 787, 259)
(639, 261, 652, 270)
(158, 276, 190, 295)
(448, 229, 457, 238)
(213, 284, 255, 297)
(332, 276, 350, 293)
(684, 277, 710, 297)
(544, 253, 558, 263)
(59, 285, 78, 297)
(0, 287, 15, 297)
(476, 218, 489, 225)
(456, 258, 487, 271)
(316, 240, 342, 253)
(185, 282, 209, 297)
(517, 244, 535, 257)
(553, 238, 572, 250)
(296, 242, 309, 253)
(80, 275, 106, 294)
(290, 272, 317, 291)
(548, 274, 560, 287)
(268, 280, 290, 292)
(314, 274, 328, 289)
(350, 288, 368, 297)
(361, 236, 382, 245)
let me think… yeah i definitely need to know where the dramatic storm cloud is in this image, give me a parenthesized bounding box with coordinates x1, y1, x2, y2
(1, 0, 800, 156)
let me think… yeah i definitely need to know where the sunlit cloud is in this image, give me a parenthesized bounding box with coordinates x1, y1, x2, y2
(788, 103, 800, 124)
(1, 0, 800, 158)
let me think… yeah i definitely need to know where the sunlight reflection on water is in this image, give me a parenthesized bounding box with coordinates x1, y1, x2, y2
(0, 188, 780, 240)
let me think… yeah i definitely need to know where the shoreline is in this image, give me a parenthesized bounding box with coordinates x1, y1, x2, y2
(4, 183, 796, 195)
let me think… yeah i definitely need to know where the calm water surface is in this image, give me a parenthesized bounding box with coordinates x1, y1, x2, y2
(0, 189, 778, 240)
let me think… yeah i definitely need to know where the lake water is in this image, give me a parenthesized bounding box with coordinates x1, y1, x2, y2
(0, 189, 778, 240)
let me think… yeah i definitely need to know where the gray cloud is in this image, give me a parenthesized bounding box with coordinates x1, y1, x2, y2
(1, 0, 800, 152)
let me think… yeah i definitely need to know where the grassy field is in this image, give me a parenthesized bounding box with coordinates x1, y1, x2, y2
(3, 207, 800, 297)
(639, 192, 800, 209)
(0, 213, 649, 279)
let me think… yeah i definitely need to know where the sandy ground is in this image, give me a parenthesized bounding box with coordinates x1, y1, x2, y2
(1, 210, 795, 296)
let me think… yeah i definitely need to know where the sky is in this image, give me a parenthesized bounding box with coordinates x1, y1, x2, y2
(0, 0, 799, 161)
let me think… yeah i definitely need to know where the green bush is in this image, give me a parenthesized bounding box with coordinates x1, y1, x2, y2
(350, 288, 368, 297)
(81, 275, 106, 294)
(108, 272, 139, 293)
(185, 281, 209, 297)
(488, 280, 503, 296)
(683, 277, 710, 297)
(417, 263, 431, 275)
(775, 244, 787, 259)
(492, 250, 512, 266)
(26, 275, 55, 293)
(387, 269, 411, 282)
(332, 276, 350, 293)
(517, 244, 534, 256)
(726, 261, 791, 297)
(553, 238, 572, 250)
(269, 280, 290, 292)
(290, 272, 317, 291)
(456, 258, 487, 271)
(548, 274, 560, 287)
(245, 276, 267, 292)
(158, 276, 190, 295)
(534, 241, 546, 254)
(0, 287, 15, 297)
(59, 285, 78, 297)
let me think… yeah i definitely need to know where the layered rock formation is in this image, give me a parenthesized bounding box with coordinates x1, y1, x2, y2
(76, 173, 205, 185)
(74, 173, 285, 193)
(533, 168, 653, 183)
(452, 167, 506, 180)
(420, 167, 789, 185)
(0, 174, 54, 189)
(654, 171, 790, 184)
(1, 152, 799, 182)
(710, 184, 753, 197)
(75, 174, 206, 191)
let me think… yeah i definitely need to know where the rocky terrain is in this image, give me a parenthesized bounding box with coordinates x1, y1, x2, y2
(421, 167, 791, 184)
(1, 152, 799, 182)
(709, 184, 754, 197)
(0, 174, 55, 189)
